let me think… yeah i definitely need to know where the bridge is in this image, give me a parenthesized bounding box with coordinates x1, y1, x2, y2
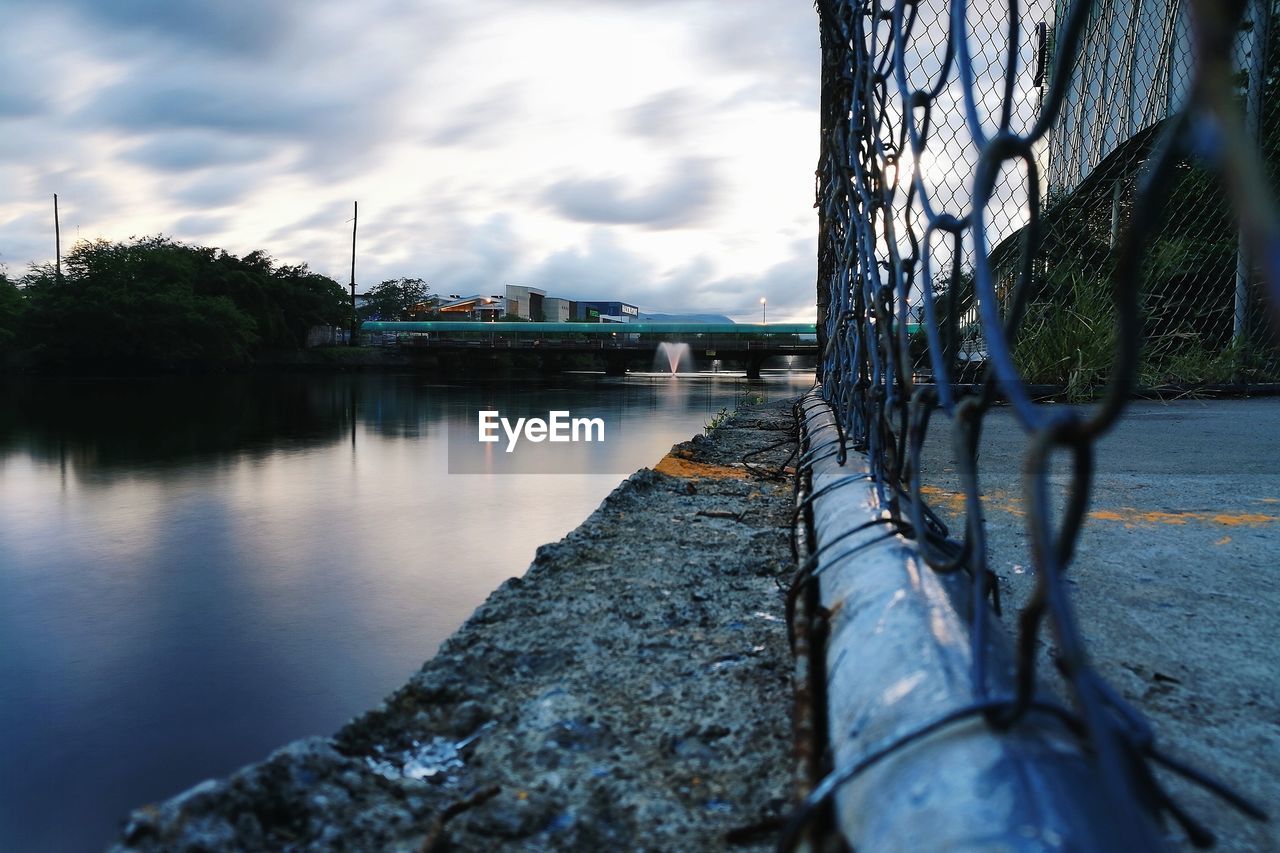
(358, 321, 824, 377)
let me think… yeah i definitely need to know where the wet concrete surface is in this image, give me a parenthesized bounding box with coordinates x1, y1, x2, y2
(918, 396, 1280, 851)
(112, 400, 801, 851)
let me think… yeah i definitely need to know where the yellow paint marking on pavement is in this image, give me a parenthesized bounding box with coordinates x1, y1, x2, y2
(1088, 508, 1273, 527)
(1091, 508, 1276, 527)
(1208, 512, 1275, 526)
(920, 484, 1024, 517)
(919, 485, 1276, 528)
(1090, 509, 1185, 525)
(919, 484, 967, 514)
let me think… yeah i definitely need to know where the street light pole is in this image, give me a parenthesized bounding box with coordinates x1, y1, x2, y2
(760, 296, 767, 325)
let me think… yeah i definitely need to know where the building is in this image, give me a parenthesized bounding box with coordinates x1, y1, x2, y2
(504, 285, 546, 321)
(1044, 0, 1264, 195)
(1041, 0, 1268, 349)
(437, 294, 505, 320)
(542, 297, 573, 322)
(574, 300, 639, 323)
(435, 288, 639, 323)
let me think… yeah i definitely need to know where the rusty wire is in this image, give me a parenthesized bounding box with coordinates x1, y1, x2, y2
(806, 0, 1276, 846)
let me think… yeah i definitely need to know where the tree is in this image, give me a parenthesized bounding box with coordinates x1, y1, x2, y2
(0, 269, 23, 353)
(19, 239, 257, 369)
(13, 235, 349, 369)
(358, 277, 437, 321)
(186, 247, 348, 350)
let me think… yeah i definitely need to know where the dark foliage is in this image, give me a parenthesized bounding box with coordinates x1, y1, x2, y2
(0, 271, 22, 354)
(14, 236, 348, 371)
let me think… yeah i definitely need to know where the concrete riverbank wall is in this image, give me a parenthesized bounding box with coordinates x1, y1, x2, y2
(113, 400, 802, 851)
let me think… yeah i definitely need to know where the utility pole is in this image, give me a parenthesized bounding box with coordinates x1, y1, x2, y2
(54, 194, 61, 280)
(349, 201, 358, 347)
(1235, 0, 1270, 345)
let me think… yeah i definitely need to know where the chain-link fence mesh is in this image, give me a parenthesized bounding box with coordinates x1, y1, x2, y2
(1015, 0, 1280, 392)
(817, 1, 1280, 398)
(807, 0, 1276, 845)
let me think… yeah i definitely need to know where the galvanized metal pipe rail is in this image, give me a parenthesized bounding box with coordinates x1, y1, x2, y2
(787, 392, 1162, 851)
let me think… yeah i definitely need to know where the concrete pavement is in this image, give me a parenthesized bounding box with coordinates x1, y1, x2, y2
(919, 397, 1280, 851)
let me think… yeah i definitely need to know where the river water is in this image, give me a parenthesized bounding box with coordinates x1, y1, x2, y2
(0, 371, 810, 850)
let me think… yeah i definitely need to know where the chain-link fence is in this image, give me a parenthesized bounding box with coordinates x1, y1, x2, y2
(808, 0, 1276, 846)
(1020, 0, 1280, 392)
(816, 0, 1280, 399)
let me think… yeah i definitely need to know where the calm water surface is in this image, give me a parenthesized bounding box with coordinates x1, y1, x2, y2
(0, 372, 809, 850)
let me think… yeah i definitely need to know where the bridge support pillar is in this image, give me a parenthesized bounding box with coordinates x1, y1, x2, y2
(604, 352, 628, 376)
(745, 354, 766, 380)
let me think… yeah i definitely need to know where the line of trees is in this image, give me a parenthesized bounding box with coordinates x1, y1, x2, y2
(0, 236, 352, 371)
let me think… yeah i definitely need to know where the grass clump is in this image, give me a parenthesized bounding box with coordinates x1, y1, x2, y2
(1013, 269, 1118, 400)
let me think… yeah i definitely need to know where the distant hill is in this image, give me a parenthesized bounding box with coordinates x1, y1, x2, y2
(638, 312, 735, 324)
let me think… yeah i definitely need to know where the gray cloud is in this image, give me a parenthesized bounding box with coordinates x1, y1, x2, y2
(621, 89, 699, 141)
(520, 231, 655, 300)
(24, 168, 123, 226)
(0, 14, 61, 119)
(66, 2, 441, 181)
(173, 214, 230, 236)
(0, 210, 55, 273)
(0, 90, 41, 120)
(22, 0, 302, 57)
(708, 1, 817, 101)
(169, 171, 260, 209)
(270, 201, 360, 242)
(542, 158, 720, 230)
(540, 0, 817, 107)
(120, 133, 274, 173)
(0, 122, 80, 166)
(429, 114, 494, 148)
(304, 199, 529, 298)
(428, 87, 526, 148)
(410, 214, 524, 297)
(77, 48, 413, 184)
(697, 239, 816, 322)
(88, 79, 337, 137)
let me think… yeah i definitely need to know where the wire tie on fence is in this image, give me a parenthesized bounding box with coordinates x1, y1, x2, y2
(775, 698, 1081, 853)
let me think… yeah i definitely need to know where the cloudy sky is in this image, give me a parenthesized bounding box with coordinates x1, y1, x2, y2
(0, 0, 820, 322)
